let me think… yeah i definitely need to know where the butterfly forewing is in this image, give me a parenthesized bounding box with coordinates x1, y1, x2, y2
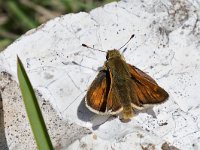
(106, 71, 123, 114)
(128, 64, 169, 105)
(86, 70, 108, 113)
(86, 69, 123, 114)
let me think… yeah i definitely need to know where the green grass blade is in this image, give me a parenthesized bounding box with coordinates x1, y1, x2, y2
(6, 1, 37, 29)
(17, 56, 53, 150)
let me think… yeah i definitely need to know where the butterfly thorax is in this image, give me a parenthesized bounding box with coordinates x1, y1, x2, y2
(106, 49, 131, 80)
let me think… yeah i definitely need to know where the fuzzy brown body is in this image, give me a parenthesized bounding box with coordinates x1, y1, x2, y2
(106, 52, 135, 118)
(86, 49, 169, 120)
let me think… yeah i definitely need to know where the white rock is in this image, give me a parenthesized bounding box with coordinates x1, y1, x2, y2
(1, 0, 200, 149)
(0, 72, 90, 149)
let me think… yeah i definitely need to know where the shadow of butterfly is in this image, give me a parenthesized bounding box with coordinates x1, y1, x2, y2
(82, 34, 169, 120)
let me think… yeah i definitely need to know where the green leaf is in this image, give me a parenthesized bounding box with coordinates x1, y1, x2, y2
(17, 56, 53, 150)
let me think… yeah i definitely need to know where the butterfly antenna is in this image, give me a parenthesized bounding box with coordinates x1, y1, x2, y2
(82, 44, 106, 53)
(119, 34, 135, 50)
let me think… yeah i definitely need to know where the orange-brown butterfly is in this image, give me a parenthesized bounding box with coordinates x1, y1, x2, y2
(82, 34, 169, 120)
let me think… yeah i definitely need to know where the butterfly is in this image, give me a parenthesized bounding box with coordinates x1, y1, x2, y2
(82, 35, 169, 120)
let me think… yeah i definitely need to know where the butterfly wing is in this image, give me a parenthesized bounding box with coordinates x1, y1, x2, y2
(128, 64, 169, 105)
(86, 69, 122, 114)
(106, 71, 123, 114)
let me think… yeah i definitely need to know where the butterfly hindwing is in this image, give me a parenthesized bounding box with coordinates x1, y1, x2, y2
(128, 64, 169, 105)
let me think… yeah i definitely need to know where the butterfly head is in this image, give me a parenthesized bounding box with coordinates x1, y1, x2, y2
(106, 49, 121, 60)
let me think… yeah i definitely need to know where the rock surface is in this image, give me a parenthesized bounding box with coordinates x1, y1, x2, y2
(1, 0, 200, 149)
(0, 72, 90, 149)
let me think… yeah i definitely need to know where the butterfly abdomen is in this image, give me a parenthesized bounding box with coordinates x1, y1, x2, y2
(122, 105, 134, 119)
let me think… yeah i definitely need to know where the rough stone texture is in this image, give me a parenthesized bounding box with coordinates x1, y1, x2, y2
(0, 72, 90, 149)
(0, 0, 200, 149)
